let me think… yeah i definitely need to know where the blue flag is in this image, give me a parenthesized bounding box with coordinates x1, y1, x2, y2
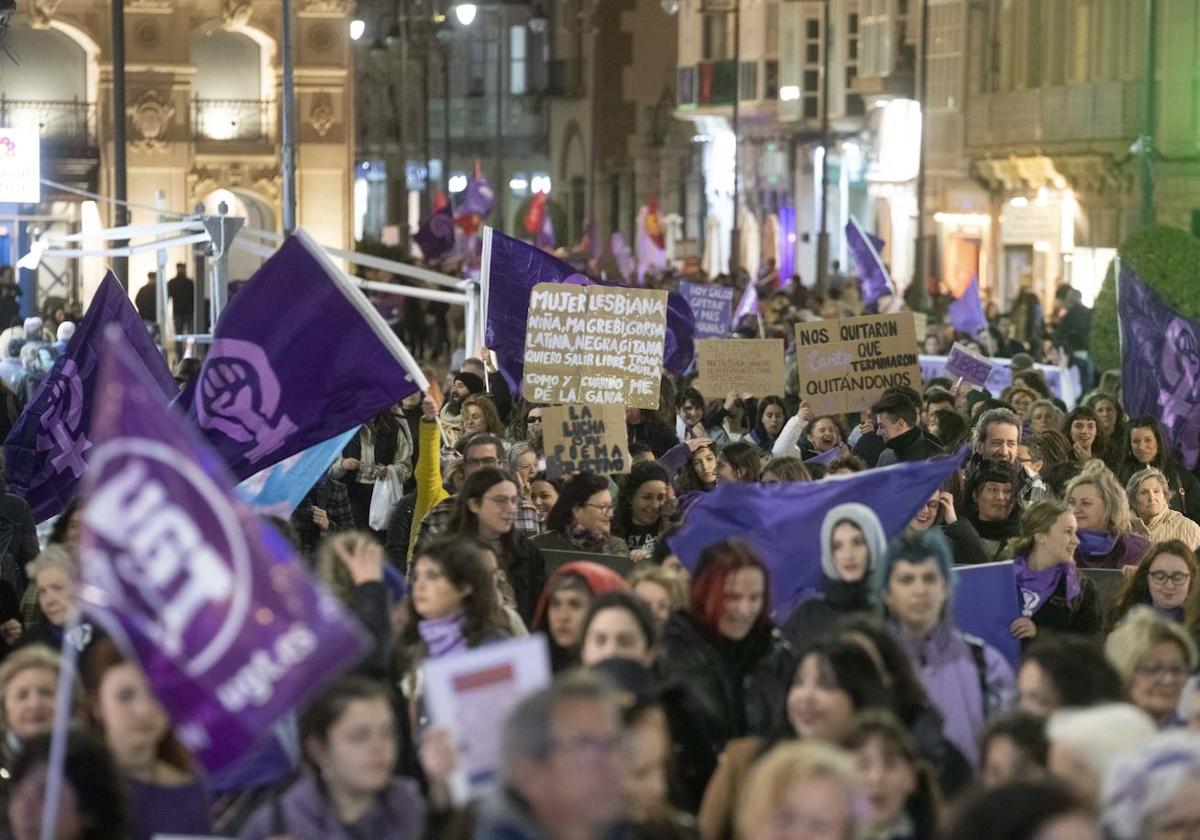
(947, 275, 987, 337)
(4, 272, 176, 522)
(81, 329, 366, 775)
(235, 426, 360, 516)
(1119, 261, 1200, 470)
(669, 446, 970, 615)
(483, 229, 695, 395)
(953, 561, 1022, 665)
(845, 216, 894, 306)
(182, 230, 428, 482)
(414, 204, 455, 260)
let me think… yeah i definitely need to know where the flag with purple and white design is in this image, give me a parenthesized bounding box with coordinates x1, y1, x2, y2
(845, 216, 895, 306)
(4, 272, 176, 522)
(181, 230, 428, 481)
(80, 329, 367, 775)
(1119, 261, 1200, 469)
(414, 204, 456, 260)
(731, 281, 759, 328)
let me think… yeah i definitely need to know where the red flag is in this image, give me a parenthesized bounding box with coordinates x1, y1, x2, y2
(645, 193, 665, 250)
(523, 192, 547, 236)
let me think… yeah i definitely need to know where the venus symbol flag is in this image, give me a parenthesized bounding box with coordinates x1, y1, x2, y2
(80, 329, 367, 775)
(181, 229, 428, 481)
(5, 271, 176, 522)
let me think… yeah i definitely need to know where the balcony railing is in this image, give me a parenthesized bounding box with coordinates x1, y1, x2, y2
(193, 98, 272, 142)
(0, 97, 96, 149)
(426, 95, 548, 141)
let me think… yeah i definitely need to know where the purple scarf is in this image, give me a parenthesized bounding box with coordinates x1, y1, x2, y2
(1076, 529, 1118, 558)
(418, 612, 467, 658)
(1013, 554, 1080, 616)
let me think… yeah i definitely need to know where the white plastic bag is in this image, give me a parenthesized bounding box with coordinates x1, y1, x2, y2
(368, 471, 402, 530)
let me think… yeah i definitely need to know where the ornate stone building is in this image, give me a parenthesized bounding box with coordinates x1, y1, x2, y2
(0, 0, 355, 307)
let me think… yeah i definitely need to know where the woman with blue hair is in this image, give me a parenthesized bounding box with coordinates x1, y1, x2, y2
(874, 529, 1015, 768)
(781, 502, 886, 648)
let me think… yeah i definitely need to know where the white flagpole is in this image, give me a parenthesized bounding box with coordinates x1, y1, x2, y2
(39, 609, 81, 840)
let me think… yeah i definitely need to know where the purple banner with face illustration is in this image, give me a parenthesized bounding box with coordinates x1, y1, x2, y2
(669, 445, 971, 616)
(80, 330, 367, 775)
(1119, 262, 1200, 469)
(483, 229, 695, 396)
(5, 272, 176, 522)
(181, 230, 428, 481)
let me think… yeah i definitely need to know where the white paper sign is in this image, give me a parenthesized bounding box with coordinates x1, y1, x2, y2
(0, 128, 40, 205)
(423, 634, 552, 803)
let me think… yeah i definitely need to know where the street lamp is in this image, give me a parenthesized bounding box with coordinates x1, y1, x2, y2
(349, 18, 365, 40)
(453, 3, 477, 26)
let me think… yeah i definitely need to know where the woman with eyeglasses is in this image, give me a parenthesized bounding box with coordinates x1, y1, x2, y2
(531, 472, 630, 558)
(1110, 541, 1200, 634)
(1106, 606, 1198, 728)
(906, 471, 990, 566)
(444, 467, 547, 628)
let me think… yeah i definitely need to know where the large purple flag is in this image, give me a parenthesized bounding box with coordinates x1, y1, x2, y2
(182, 230, 428, 481)
(669, 446, 970, 615)
(5, 272, 176, 522)
(1119, 262, 1200, 469)
(414, 204, 455, 260)
(483, 229, 695, 395)
(731, 281, 759, 328)
(845, 216, 894, 306)
(947, 274, 987, 337)
(611, 232, 636, 282)
(79, 330, 366, 775)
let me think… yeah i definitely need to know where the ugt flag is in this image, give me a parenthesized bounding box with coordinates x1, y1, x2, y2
(182, 230, 427, 481)
(845, 216, 895, 307)
(947, 274, 988, 337)
(669, 446, 970, 616)
(1119, 261, 1200, 469)
(80, 330, 367, 775)
(5, 272, 176, 522)
(483, 228, 695, 395)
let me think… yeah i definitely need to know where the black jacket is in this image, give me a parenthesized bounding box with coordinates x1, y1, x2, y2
(504, 535, 547, 629)
(658, 611, 794, 811)
(1027, 575, 1103, 644)
(877, 426, 946, 466)
(781, 579, 872, 649)
(943, 519, 991, 566)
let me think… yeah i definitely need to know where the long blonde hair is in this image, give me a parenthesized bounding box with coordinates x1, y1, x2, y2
(736, 741, 865, 840)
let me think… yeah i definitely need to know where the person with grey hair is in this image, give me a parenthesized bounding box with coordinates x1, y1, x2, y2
(974, 408, 1022, 466)
(1046, 703, 1158, 805)
(474, 672, 628, 839)
(1101, 732, 1200, 840)
(21, 545, 93, 655)
(1127, 466, 1200, 548)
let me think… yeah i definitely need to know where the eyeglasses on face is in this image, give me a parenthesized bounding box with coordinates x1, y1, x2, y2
(1149, 571, 1191, 587)
(1135, 661, 1190, 682)
(583, 503, 614, 515)
(483, 494, 519, 508)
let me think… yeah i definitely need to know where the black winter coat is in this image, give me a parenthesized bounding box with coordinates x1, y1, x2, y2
(658, 611, 794, 812)
(1027, 575, 1103, 645)
(781, 579, 872, 649)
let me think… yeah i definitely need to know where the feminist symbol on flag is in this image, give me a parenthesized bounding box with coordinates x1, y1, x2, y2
(35, 360, 92, 478)
(195, 338, 299, 465)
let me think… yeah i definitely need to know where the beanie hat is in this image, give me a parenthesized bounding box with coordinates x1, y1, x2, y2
(820, 502, 887, 581)
(452, 370, 486, 395)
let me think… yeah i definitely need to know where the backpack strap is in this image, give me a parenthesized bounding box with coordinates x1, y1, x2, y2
(963, 632, 990, 719)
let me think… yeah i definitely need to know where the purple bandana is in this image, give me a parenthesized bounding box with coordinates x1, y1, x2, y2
(418, 613, 467, 659)
(1077, 529, 1119, 558)
(1013, 554, 1080, 616)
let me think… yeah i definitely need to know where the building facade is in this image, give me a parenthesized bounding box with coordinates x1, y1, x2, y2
(0, 0, 356, 309)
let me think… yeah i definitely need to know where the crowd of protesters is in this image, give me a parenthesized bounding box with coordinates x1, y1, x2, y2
(2, 258, 1200, 840)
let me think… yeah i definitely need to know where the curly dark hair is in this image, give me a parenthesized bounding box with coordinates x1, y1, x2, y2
(613, 461, 670, 539)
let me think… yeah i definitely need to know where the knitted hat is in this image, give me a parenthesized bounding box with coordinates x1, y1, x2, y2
(452, 370, 486, 395)
(819, 502, 887, 581)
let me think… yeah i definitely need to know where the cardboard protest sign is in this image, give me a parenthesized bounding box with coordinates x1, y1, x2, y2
(794, 313, 920, 415)
(681, 281, 734, 338)
(543, 404, 630, 479)
(522, 283, 668, 408)
(945, 342, 996, 388)
(693, 338, 787, 399)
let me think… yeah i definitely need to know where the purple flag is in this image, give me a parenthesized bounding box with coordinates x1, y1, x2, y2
(183, 230, 428, 481)
(5, 272, 175, 522)
(79, 330, 367, 775)
(953, 561, 1022, 665)
(669, 446, 970, 615)
(845, 216, 894, 306)
(483, 229, 695, 395)
(804, 443, 846, 467)
(1119, 262, 1200, 469)
(457, 177, 495, 219)
(537, 211, 556, 250)
(414, 204, 455, 260)
(947, 274, 988, 337)
(731, 281, 759, 328)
